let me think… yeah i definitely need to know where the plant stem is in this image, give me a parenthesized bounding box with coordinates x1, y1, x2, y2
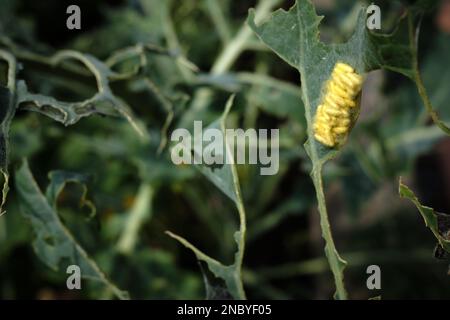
(253, 249, 432, 279)
(204, 0, 232, 45)
(212, 0, 281, 75)
(408, 13, 450, 135)
(117, 183, 154, 254)
(223, 96, 247, 299)
(297, 22, 348, 297)
(180, 0, 281, 127)
(311, 167, 348, 300)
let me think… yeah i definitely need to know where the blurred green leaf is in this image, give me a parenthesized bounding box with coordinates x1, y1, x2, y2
(15, 160, 129, 300)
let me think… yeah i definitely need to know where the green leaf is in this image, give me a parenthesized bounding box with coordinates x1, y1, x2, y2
(399, 179, 450, 253)
(15, 160, 129, 300)
(199, 263, 233, 300)
(15, 50, 148, 138)
(45, 170, 96, 218)
(0, 86, 11, 216)
(166, 231, 243, 299)
(237, 72, 305, 123)
(370, 11, 450, 135)
(167, 96, 247, 300)
(196, 123, 237, 203)
(369, 15, 414, 78)
(248, 0, 381, 299)
(0, 49, 16, 215)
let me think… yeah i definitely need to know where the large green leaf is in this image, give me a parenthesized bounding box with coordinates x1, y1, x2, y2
(15, 160, 129, 300)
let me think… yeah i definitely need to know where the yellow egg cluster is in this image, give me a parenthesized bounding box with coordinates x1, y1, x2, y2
(313, 62, 363, 147)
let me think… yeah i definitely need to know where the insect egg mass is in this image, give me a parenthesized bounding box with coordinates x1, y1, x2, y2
(313, 62, 363, 147)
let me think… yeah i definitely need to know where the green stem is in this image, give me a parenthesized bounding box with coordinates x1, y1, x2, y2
(211, 0, 281, 75)
(204, 0, 232, 45)
(234, 202, 247, 300)
(160, 1, 196, 82)
(297, 29, 347, 297)
(223, 97, 247, 299)
(253, 249, 432, 279)
(408, 13, 450, 135)
(180, 0, 281, 127)
(117, 183, 154, 254)
(311, 167, 348, 300)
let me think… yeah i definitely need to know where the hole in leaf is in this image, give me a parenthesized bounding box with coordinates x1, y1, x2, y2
(43, 235, 55, 246)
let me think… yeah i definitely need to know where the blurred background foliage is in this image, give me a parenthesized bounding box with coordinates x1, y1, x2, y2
(0, 0, 450, 299)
